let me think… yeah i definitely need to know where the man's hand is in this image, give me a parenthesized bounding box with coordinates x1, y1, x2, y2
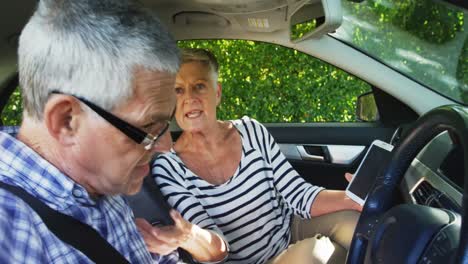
(135, 210, 193, 255)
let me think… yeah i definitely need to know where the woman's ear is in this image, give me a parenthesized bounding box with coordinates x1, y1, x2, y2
(43, 95, 82, 146)
(216, 82, 222, 106)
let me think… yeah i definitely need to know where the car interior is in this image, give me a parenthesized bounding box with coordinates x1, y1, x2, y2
(0, 0, 467, 263)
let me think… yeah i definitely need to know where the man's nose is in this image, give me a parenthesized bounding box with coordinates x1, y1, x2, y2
(151, 129, 173, 153)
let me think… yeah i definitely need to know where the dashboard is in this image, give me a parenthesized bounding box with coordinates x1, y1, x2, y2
(401, 131, 463, 213)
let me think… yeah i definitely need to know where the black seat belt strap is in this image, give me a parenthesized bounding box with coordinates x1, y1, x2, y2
(0, 182, 130, 264)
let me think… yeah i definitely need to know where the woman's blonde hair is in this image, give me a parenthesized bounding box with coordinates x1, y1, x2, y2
(180, 48, 219, 87)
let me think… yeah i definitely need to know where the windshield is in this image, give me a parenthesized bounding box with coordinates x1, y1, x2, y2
(332, 0, 467, 104)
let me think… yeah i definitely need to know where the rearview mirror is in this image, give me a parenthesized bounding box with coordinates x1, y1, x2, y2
(289, 0, 342, 42)
(356, 92, 380, 122)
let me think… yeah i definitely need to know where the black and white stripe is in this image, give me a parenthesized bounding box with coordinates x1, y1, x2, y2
(152, 116, 323, 264)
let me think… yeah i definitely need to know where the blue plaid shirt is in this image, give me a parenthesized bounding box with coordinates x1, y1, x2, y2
(0, 127, 179, 263)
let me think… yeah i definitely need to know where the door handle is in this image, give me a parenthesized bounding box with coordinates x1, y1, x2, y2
(297, 145, 330, 162)
(279, 144, 365, 165)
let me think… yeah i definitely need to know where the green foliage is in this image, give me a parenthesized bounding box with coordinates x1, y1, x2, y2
(369, 0, 464, 44)
(459, 38, 468, 103)
(1, 88, 22, 126)
(0, 40, 371, 124)
(178, 40, 370, 123)
(342, 0, 466, 104)
(291, 19, 318, 41)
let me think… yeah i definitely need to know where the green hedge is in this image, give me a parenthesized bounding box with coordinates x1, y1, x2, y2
(1, 88, 22, 126)
(1, 41, 370, 126)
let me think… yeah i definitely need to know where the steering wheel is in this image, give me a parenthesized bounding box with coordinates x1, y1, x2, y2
(346, 105, 468, 264)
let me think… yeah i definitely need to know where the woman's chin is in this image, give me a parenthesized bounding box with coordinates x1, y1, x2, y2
(182, 118, 208, 132)
(185, 126, 204, 133)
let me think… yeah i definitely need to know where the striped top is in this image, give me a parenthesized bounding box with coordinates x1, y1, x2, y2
(152, 117, 323, 264)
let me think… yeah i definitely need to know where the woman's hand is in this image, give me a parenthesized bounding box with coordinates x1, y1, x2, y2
(135, 210, 193, 255)
(344, 172, 363, 212)
(136, 210, 228, 261)
(309, 173, 363, 217)
(344, 172, 353, 183)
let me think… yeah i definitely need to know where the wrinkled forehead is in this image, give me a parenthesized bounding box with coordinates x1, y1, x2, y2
(134, 69, 176, 94)
(117, 69, 176, 122)
(177, 61, 213, 80)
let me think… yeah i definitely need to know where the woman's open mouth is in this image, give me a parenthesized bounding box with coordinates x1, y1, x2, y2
(185, 110, 203, 119)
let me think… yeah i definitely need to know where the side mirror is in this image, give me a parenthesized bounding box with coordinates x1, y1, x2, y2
(289, 0, 342, 42)
(356, 92, 380, 122)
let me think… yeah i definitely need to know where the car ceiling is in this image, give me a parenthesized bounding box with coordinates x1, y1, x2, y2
(147, 0, 308, 42)
(0, 0, 306, 90)
(1, 0, 307, 49)
(0, 0, 454, 115)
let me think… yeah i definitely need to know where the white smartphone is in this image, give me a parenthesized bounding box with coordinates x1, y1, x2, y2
(346, 139, 394, 206)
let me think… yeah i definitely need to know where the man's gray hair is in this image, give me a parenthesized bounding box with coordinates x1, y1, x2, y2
(181, 48, 219, 88)
(19, 0, 180, 119)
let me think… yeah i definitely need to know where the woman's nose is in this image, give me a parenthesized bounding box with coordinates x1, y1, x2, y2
(183, 88, 197, 104)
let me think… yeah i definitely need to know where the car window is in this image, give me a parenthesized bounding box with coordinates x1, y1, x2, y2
(178, 40, 372, 123)
(1, 41, 373, 125)
(332, 0, 467, 104)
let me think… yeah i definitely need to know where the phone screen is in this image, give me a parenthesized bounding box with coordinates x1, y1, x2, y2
(347, 143, 393, 201)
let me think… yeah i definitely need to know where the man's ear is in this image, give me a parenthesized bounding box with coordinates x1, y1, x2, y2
(215, 82, 222, 106)
(43, 95, 82, 146)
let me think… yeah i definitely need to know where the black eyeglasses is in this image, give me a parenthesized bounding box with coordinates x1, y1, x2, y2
(51, 91, 171, 150)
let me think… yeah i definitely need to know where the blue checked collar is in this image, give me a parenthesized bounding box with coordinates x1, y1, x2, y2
(0, 127, 98, 209)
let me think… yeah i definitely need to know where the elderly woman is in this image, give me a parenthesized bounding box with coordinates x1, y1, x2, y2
(141, 48, 361, 264)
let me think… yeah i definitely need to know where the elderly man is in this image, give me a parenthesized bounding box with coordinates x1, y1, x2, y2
(0, 0, 180, 263)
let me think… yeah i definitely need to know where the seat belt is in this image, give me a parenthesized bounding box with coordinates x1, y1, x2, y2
(0, 182, 130, 264)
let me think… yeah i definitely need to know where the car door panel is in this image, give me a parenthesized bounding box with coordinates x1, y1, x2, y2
(266, 123, 396, 189)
